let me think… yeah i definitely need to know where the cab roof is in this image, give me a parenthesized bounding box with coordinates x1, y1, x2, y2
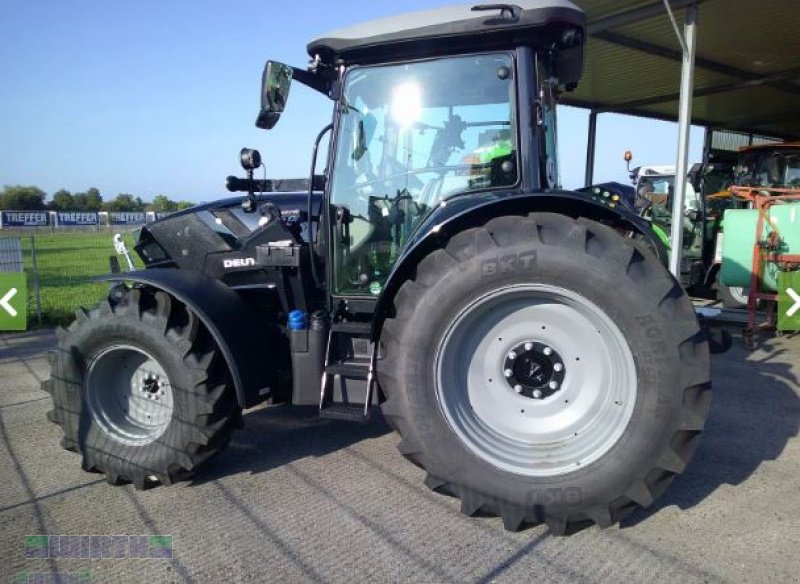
(308, 1, 585, 78)
(740, 142, 800, 152)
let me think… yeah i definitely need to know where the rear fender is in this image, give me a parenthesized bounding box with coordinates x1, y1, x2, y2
(99, 269, 282, 408)
(372, 192, 667, 339)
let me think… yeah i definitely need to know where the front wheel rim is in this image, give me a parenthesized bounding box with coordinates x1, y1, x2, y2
(435, 284, 638, 478)
(84, 345, 174, 446)
(728, 286, 749, 305)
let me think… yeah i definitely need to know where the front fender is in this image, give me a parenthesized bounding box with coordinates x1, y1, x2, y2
(372, 191, 667, 339)
(99, 269, 282, 408)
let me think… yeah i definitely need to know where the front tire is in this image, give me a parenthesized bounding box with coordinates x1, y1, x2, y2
(378, 213, 711, 534)
(716, 274, 749, 309)
(44, 287, 240, 488)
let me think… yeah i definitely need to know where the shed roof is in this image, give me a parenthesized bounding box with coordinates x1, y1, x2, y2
(565, 0, 800, 140)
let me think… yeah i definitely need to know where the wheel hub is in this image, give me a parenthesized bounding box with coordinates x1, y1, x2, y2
(140, 373, 165, 400)
(503, 341, 565, 399)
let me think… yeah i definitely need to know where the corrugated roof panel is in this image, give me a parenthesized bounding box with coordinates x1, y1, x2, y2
(710, 130, 781, 152)
(568, 37, 737, 107)
(693, 86, 800, 124)
(579, 0, 652, 21)
(613, 0, 800, 76)
(642, 85, 800, 137)
(568, 0, 800, 139)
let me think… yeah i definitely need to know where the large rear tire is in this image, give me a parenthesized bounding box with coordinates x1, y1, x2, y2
(378, 213, 711, 534)
(44, 287, 241, 488)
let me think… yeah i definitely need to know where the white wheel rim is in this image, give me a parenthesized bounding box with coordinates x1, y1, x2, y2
(84, 345, 174, 446)
(435, 284, 638, 477)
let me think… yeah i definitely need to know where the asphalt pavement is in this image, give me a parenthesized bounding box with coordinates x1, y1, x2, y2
(1, 328, 798, 583)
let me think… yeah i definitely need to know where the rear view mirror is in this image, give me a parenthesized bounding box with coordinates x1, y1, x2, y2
(684, 208, 702, 223)
(256, 61, 294, 130)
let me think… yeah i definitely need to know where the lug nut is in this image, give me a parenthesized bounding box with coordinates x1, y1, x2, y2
(514, 385, 523, 394)
(504, 369, 513, 378)
(533, 390, 543, 399)
(543, 347, 553, 356)
(524, 342, 533, 351)
(554, 363, 564, 372)
(508, 351, 517, 360)
(549, 381, 559, 390)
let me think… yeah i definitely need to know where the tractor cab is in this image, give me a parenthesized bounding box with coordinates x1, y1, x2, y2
(733, 142, 800, 189)
(253, 0, 586, 304)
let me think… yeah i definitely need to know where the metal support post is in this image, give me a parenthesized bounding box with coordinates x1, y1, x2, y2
(702, 126, 712, 164)
(584, 110, 598, 187)
(29, 234, 42, 326)
(668, 2, 698, 278)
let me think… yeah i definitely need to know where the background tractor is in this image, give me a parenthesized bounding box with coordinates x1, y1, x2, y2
(719, 142, 800, 343)
(612, 152, 747, 307)
(44, 0, 711, 534)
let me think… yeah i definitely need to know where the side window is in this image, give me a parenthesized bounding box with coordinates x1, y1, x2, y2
(785, 154, 800, 186)
(330, 53, 518, 296)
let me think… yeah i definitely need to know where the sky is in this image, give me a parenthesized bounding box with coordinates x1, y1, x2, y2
(0, 1, 704, 203)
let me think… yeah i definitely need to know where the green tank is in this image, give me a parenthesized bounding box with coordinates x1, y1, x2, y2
(720, 203, 800, 291)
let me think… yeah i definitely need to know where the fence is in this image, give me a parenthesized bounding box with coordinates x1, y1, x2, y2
(0, 210, 171, 229)
(0, 228, 141, 328)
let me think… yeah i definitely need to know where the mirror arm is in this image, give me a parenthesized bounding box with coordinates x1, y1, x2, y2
(242, 168, 258, 213)
(291, 67, 332, 96)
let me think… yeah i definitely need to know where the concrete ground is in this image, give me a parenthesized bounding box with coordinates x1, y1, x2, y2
(0, 328, 798, 583)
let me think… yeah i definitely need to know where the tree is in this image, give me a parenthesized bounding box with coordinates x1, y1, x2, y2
(49, 189, 75, 211)
(146, 195, 194, 214)
(149, 194, 178, 213)
(84, 187, 103, 211)
(73, 193, 88, 210)
(103, 193, 145, 212)
(73, 187, 103, 211)
(0, 185, 47, 210)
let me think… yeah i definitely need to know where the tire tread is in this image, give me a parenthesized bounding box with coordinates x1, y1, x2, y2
(378, 212, 711, 534)
(43, 286, 240, 488)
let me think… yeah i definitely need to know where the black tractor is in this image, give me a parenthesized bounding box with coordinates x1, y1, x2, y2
(44, 0, 710, 534)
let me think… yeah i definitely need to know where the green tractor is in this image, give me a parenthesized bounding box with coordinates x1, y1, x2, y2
(44, 1, 710, 534)
(619, 152, 748, 307)
(628, 144, 800, 309)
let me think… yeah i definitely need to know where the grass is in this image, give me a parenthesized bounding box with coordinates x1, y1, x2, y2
(8, 229, 141, 327)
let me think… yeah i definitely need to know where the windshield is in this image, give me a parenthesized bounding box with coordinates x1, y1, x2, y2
(636, 175, 701, 209)
(329, 53, 518, 296)
(700, 167, 737, 215)
(735, 149, 800, 188)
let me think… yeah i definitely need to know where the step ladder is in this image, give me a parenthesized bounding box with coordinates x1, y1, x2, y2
(319, 321, 376, 422)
